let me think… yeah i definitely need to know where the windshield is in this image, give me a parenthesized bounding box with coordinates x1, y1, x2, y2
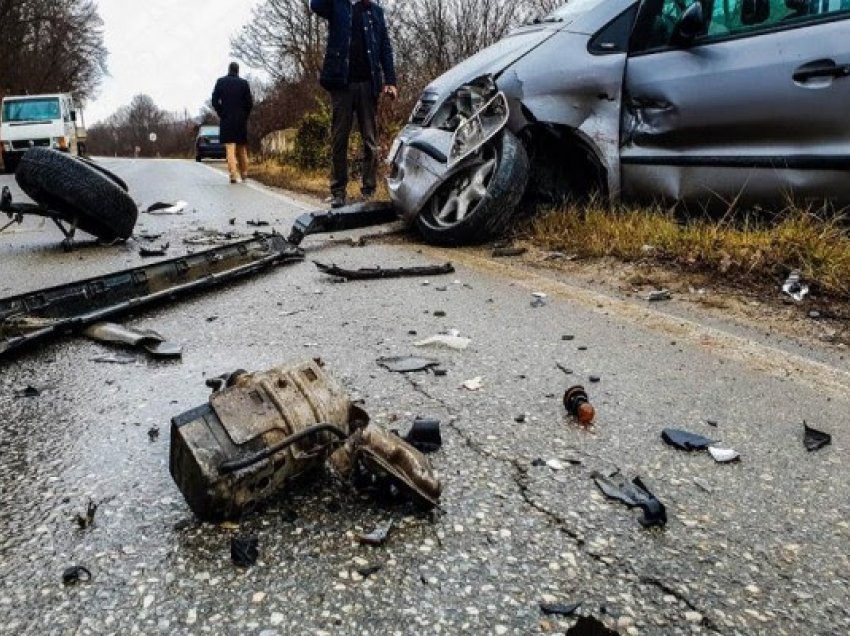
(544, 0, 608, 21)
(1, 98, 62, 123)
(199, 126, 220, 137)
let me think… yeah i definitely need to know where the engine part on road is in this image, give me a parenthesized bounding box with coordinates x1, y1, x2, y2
(314, 260, 455, 281)
(170, 359, 368, 521)
(803, 422, 831, 452)
(0, 234, 303, 360)
(592, 471, 667, 528)
(661, 428, 716, 451)
(83, 322, 182, 359)
(329, 423, 442, 510)
(563, 385, 595, 426)
(288, 201, 398, 245)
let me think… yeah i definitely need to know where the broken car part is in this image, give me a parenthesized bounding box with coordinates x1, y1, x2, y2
(314, 260, 455, 281)
(146, 201, 187, 214)
(62, 565, 92, 585)
(404, 418, 442, 454)
(329, 423, 442, 509)
(646, 289, 671, 302)
(139, 243, 169, 257)
(170, 359, 366, 520)
(661, 428, 716, 451)
(83, 322, 182, 359)
(539, 602, 582, 617)
(376, 356, 440, 373)
(565, 615, 620, 636)
(803, 421, 831, 452)
(563, 385, 595, 426)
(592, 471, 667, 528)
(0, 235, 303, 359)
(357, 521, 393, 546)
(708, 446, 740, 463)
(782, 270, 809, 302)
(74, 500, 98, 529)
(288, 201, 399, 245)
(231, 535, 259, 567)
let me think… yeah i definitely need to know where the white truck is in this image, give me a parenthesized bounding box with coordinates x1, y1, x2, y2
(0, 93, 86, 174)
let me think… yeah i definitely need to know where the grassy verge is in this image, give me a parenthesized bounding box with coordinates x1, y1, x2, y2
(524, 199, 850, 299)
(248, 158, 389, 202)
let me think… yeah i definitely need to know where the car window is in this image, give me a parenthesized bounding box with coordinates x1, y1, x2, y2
(631, 0, 850, 51)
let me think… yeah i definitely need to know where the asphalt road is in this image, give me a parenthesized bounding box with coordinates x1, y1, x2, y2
(1, 158, 848, 635)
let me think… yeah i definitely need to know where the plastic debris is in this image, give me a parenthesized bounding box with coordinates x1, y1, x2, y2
(377, 356, 440, 373)
(84, 322, 182, 359)
(139, 243, 169, 257)
(782, 269, 809, 301)
(414, 333, 471, 350)
(646, 289, 671, 302)
(461, 376, 483, 391)
(661, 428, 716, 451)
(592, 471, 667, 528)
(146, 200, 187, 214)
(566, 616, 620, 636)
(531, 293, 547, 308)
(708, 446, 740, 463)
(803, 422, 831, 452)
(89, 353, 136, 364)
(356, 564, 382, 578)
(315, 261, 454, 281)
(357, 521, 393, 546)
(74, 500, 98, 529)
(247, 219, 270, 227)
(546, 459, 566, 471)
(14, 385, 41, 398)
(231, 535, 259, 567)
(563, 385, 595, 426)
(148, 426, 160, 442)
(404, 418, 442, 454)
(540, 601, 582, 616)
(62, 565, 92, 585)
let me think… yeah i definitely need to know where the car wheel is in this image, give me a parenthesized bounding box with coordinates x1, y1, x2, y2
(15, 148, 138, 241)
(416, 129, 529, 246)
(195, 155, 202, 162)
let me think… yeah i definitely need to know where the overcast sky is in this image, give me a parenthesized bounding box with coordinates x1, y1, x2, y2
(87, 0, 263, 125)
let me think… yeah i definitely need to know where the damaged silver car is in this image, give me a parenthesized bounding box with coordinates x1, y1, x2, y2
(388, 0, 850, 244)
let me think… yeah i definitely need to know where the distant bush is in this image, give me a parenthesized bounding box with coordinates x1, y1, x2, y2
(293, 107, 331, 170)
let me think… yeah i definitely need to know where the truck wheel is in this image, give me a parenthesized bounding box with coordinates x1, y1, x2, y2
(15, 148, 137, 241)
(416, 129, 529, 246)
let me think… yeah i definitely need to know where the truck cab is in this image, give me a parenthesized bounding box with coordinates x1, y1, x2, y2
(1, 93, 83, 173)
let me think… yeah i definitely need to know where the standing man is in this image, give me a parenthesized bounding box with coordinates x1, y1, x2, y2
(311, 0, 397, 208)
(212, 62, 254, 184)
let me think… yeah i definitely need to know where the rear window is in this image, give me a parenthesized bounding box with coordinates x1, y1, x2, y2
(2, 98, 61, 123)
(199, 126, 220, 137)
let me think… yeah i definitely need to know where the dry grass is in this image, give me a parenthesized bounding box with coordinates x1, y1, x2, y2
(526, 199, 850, 298)
(248, 158, 389, 202)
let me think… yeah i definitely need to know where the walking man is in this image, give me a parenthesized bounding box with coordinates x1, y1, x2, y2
(311, 0, 397, 208)
(212, 62, 254, 184)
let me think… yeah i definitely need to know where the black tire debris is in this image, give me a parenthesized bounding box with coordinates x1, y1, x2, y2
(62, 565, 92, 585)
(661, 428, 716, 451)
(540, 601, 582, 616)
(803, 421, 831, 452)
(231, 535, 259, 567)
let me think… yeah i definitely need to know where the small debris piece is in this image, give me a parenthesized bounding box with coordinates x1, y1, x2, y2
(540, 602, 582, 616)
(75, 500, 98, 529)
(231, 535, 259, 567)
(146, 201, 187, 214)
(461, 376, 483, 391)
(356, 564, 382, 578)
(414, 334, 470, 350)
(247, 219, 270, 227)
(62, 565, 92, 585)
(588, 375, 601, 383)
(139, 243, 170, 257)
(433, 310, 446, 317)
(803, 422, 831, 452)
(14, 385, 41, 398)
(531, 458, 546, 467)
(546, 459, 566, 471)
(433, 368, 448, 377)
(564, 385, 595, 426)
(705, 419, 719, 427)
(556, 363, 574, 375)
(514, 414, 526, 423)
(530, 293, 547, 308)
(561, 335, 575, 341)
(357, 521, 393, 546)
(205, 369, 249, 393)
(315, 261, 454, 281)
(137, 232, 163, 241)
(808, 310, 821, 319)
(782, 269, 809, 301)
(661, 428, 716, 451)
(377, 356, 439, 373)
(566, 615, 620, 636)
(404, 418, 442, 454)
(148, 426, 160, 442)
(492, 247, 527, 257)
(577, 346, 588, 351)
(83, 322, 182, 359)
(592, 471, 667, 528)
(708, 446, 740, 463)
(89, 353, 136, 364)
(646, 289, 671, 302)
(693, 477, 713, 493)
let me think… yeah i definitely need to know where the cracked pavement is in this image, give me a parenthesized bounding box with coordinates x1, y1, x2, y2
(1, 158, 848, 635)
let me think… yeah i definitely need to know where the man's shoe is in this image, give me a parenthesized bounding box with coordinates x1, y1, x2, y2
(230, 177, 239, 184)
(361, 190, 375, 202)
(330, 195, 346, 209)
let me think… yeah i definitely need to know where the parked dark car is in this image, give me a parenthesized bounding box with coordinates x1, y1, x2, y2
(195, 125, 225, 162)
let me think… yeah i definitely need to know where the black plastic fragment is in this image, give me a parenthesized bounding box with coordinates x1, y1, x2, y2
(661, 428, 716, 451)
(247, 219, 270, 227)
(803, 422, 831, 452)
(592, 471, 667, 528)
(315, 261, 454, 281)
(14, 385, 41, 398)
(139, 243, 169, 257)
(148, 426, 160, 442)
(377, 356, 439, 373)
(356, 564, 382, 578)
(540, 601, 582, 616)
(231, 535, 259, 567)
(566, 615, 620, 635)
(75, 500, 98, 529)
(404, 418, 442, 453)
(62, 565, 92, 585)
(357, 521, 393, 546)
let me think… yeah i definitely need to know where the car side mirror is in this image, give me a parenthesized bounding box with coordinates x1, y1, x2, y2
(740, 0, 769, 24)
(671, 2, 706, 47)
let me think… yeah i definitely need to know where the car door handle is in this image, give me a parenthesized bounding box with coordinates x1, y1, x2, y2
(793, 62, 850, 82)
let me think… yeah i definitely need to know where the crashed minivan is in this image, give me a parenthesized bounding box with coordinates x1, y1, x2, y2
(388, 0, 850, 244)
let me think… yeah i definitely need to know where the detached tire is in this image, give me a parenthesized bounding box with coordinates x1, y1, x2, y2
(15, 148, 137, 241)
(416, 129, 529, 246)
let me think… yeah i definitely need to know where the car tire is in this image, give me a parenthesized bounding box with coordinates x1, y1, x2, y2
(195, 155, 202, 162)
(416, 129, 529, 246)
(15, 148, 138, 241)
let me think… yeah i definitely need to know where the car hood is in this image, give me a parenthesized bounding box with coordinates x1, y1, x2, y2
(422, 24, 561, 100)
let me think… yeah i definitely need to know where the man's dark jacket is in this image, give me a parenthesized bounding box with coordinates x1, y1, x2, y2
(310, 0, 397, 97)
(212, 73, 254, 144)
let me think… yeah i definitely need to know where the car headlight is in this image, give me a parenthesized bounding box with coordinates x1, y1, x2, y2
(0, 141, 10, 152)
(429, 75, 499, 131)
(447, 91, 508, 166)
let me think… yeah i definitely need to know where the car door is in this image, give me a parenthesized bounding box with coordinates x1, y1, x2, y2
(620, 0, 850, 209)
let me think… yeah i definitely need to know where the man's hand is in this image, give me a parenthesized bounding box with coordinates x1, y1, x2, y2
(382, 85, 398, 100)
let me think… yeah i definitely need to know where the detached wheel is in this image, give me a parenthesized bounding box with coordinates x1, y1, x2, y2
(416, 129, 529, 246)
(15, 148, 137, 241)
